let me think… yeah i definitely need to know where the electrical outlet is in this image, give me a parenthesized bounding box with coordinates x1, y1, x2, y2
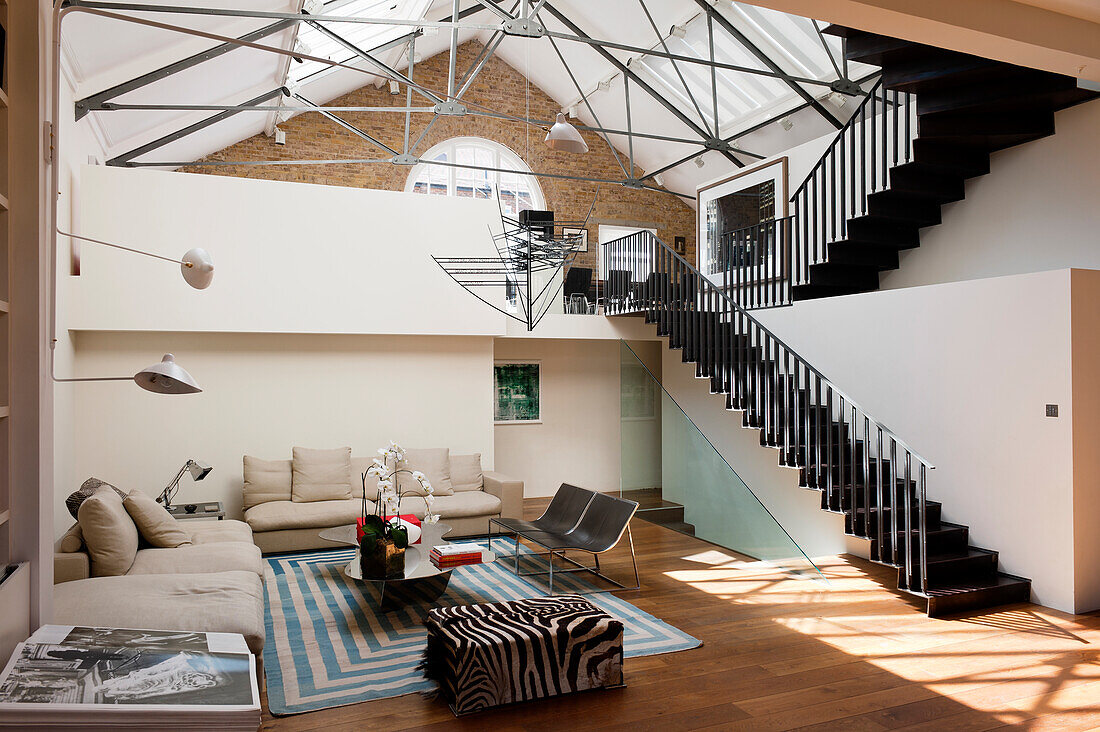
(1046, 404, 1059, 417)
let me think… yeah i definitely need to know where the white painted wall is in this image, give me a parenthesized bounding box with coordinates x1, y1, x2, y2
(880, 101, 1100, 290)
(661, 349, 848, 562)
(67, 332, 496, 523)
(755, 270, 1080, 611)
(492, 339, 657, 498)
(69, 165, 508, 336)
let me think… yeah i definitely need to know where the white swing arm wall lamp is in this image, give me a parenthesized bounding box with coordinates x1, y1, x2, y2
(49, 6, 216, 395)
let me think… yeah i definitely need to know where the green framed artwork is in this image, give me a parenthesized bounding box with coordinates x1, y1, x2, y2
(494, 362, 540, 423)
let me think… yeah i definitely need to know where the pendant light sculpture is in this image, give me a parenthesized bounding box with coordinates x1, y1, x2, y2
(134, 354, 203, 395)
(434, 190, 598, 331)
(544, 113, 589, 154)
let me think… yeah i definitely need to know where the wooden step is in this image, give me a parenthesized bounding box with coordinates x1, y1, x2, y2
(865, 191, 943, 227)
(844, 215, 922, 248)
(887, 162, 966, 203)
(921, 547, 999, 584)
(910, 139, 990, 179)
(925, 573, 1031, 617)
(845, 501, 942, 534)
(915, 72, 1086, 117)
(882, 55, 1019, 95)
(836, 29, 943, 67)
(871, 522, 969, 558)
(824, 239, 902, 271)
(917, 110, 1056, 151)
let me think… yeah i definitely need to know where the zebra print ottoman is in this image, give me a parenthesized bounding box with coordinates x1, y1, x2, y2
(420, 595, 624, 715)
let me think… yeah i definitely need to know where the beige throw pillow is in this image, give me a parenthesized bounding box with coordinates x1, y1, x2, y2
(78, 487, 139, 576)
(243, 456, 293, 508)
(399, 447, 455, 496)
(450, 453, 484, 492)
(58, 523, 84, 553)
(123, 491, 192, 548)
(292, 446, 353, 502)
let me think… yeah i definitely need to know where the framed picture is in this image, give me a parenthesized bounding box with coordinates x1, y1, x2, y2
(562, 227, 588, 252)
(673, 236, 686, 255)
(494, 362, 541, 423)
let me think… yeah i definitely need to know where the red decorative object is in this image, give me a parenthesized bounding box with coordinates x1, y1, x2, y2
(357, 514, 423, 543)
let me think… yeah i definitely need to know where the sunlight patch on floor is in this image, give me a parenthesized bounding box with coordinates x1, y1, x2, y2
(662, 553, 1100, 727)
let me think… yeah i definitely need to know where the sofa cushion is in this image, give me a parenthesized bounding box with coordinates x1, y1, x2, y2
(245, 498, 372, 533)
(292, 446, 353, 502)
(187, 519, 253, 545)
(351, 457, 380, 501)
(450, 453, 484, 492)
(58, 523, 84, 553)
(399, 447, 454, 496)
(78, 487, 140, 577)
(243, 456, 292, 509)
(129, 542, 263, 577)
(52, 571, 266, 655)
(432, 492, 503, 519)
(123, 491, 192, 548)
(65, 477, 128, 520)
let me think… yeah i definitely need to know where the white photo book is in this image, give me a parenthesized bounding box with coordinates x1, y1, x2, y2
(0, 625, 260, 730)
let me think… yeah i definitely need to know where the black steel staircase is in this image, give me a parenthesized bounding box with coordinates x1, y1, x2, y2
(603, 231, 1031, 616)
(786, 27, 1098, 300)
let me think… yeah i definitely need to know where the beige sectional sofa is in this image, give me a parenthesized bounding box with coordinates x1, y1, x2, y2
(53, 488, 267, 655)
(243, 447, 523, 554)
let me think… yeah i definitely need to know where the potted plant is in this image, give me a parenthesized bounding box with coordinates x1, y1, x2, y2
(358, 441, 438, 580)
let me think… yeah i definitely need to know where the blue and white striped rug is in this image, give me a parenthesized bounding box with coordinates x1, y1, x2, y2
(263, 539, 701, 715)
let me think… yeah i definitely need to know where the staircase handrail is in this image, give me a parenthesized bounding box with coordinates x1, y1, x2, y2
(615, 230, 935, 471)
(791, 76, 883, 203)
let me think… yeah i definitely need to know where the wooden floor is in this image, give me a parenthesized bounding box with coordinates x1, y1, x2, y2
(260, 500, 1100, 731)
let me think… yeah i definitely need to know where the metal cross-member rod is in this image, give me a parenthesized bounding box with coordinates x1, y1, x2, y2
(636, 0, 709, 135)
(65, 1, 500, 32)
(538, 1, 743, 168)
(306, 20, 444, 105)
(98, 103, 437, 113)
(447, 0, 460, 99)
(106, 87, 284, 167)
(74, 18, 295, 120)
(543, 30, 627, 178)
(691, 0, 843, 130)
(131, 154, 696, 201)
(290, 91, 400, 156)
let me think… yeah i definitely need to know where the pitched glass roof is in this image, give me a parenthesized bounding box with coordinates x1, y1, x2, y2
(289, 0, 434, 85)
(634, 2, 875, 137)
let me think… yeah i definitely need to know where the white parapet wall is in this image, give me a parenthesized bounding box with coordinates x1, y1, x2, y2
(753, 268, 1097, 613)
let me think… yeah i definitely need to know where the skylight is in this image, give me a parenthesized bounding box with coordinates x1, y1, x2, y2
(635, 2, 874, 137)
(290, 0, 434, 85)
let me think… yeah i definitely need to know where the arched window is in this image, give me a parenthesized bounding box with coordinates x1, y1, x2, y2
(405, 137, 546, 217)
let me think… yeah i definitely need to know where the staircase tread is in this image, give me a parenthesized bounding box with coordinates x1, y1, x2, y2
(925, 573, 1030, 596)
(925, 546, 997, 564)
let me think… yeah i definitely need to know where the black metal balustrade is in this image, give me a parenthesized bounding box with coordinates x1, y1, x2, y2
(716, 216, 793, 309)
(602, 230, 935, 594)
(790, 79, 917, 290)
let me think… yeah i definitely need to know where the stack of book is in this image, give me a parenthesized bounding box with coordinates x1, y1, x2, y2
(429, 543, 492, 570)
(0, 624, 260, 730)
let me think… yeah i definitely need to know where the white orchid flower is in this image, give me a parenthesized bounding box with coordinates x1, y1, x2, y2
(372, 457, 384, 467)
(424, 513, 439, 524)
(366, 465, 386, 477)
(424, 494, 435, 507)
(411, 470, 425, 480)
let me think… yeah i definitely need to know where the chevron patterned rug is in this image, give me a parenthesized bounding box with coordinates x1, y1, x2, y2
(263, 540, 701, 715)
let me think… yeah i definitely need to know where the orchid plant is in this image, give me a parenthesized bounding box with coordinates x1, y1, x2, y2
(359, 441, 439, 550)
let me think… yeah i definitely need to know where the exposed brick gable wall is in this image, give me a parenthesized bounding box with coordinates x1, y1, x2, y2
(181, 40, 698, 271)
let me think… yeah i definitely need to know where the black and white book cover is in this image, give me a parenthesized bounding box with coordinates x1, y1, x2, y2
(0, 625, 259, 720)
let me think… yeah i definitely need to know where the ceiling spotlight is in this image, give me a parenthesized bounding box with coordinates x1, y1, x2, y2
(389, 80, 401, 95)
(567, 105, 579, 119)
(274, 127, 286, 145)
(831, 92, 847, 107)
(694, 156, 705, 168)
(780, 116, 794, 131)
(669, 24, 687, 39)
(597, 76, 614, 92)
(294, 39, 311, 57)
(654, 174, 665, 187)
(545, 113, 589, 154)
(302, 0, 323, 13)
